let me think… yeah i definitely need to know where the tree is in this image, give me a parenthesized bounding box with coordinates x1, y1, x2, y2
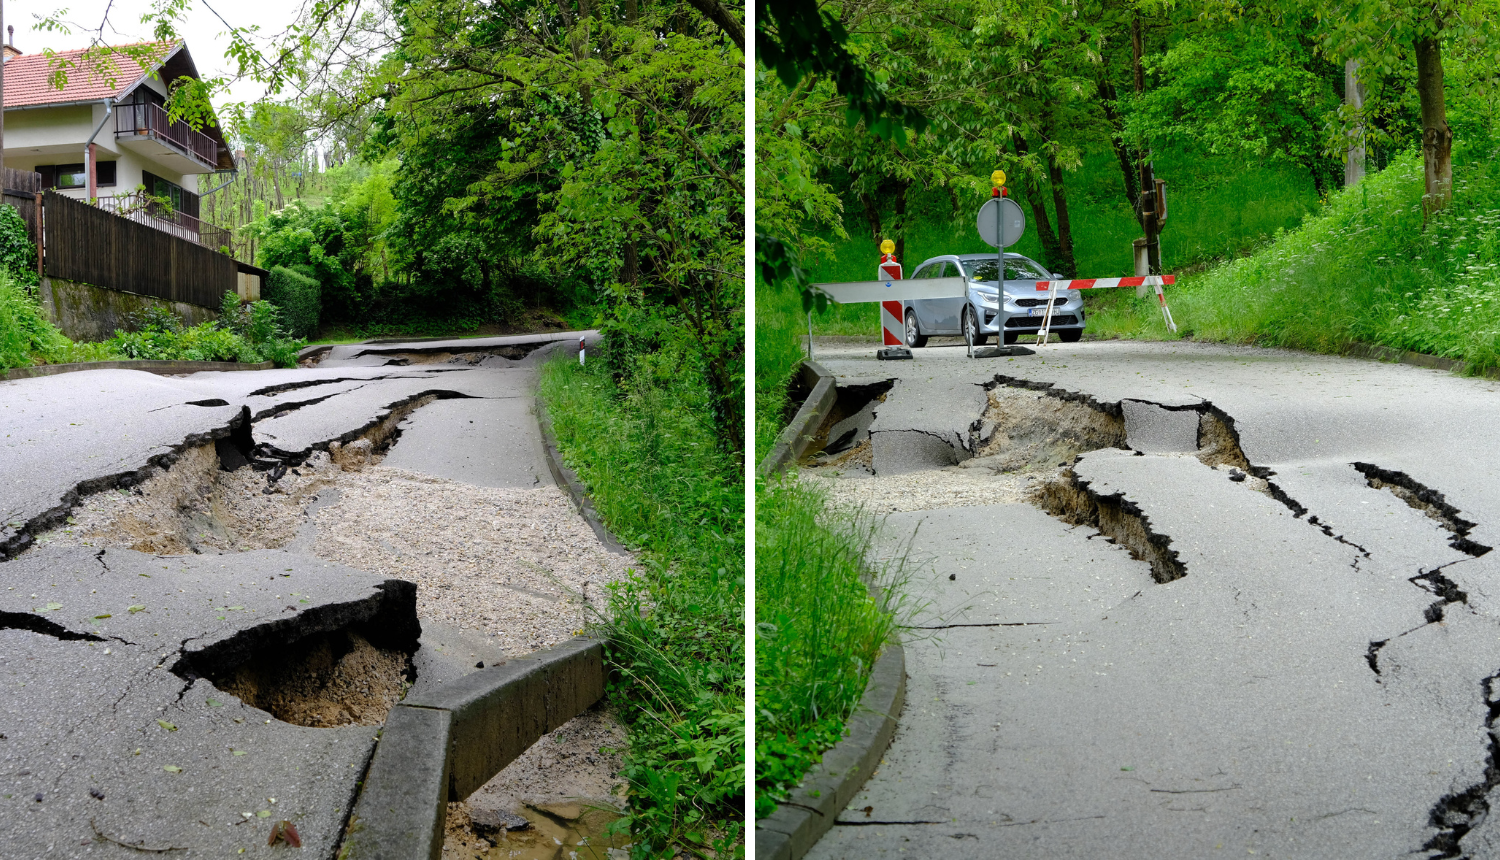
(1309, 0, 1498, 212)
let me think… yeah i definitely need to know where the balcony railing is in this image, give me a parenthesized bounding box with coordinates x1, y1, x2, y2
(94, 192, 232, 253)
(114, 102, 219, 168)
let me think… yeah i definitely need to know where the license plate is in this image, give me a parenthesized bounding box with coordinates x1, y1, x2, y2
(1028, 307, 1050, 317)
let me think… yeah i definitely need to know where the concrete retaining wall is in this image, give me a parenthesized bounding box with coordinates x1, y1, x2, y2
(37, 276, 218, 343)
(339, 636, 607, 860)
(758, 360, 836, 475)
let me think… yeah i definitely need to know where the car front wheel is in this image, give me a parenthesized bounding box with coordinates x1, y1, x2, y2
(962, 306, 989, 346)
(1060, 329, 1083, 343)
(905, 309, 928, 348)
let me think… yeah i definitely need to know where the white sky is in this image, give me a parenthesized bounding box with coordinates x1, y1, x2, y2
(14, 0, 314, 109)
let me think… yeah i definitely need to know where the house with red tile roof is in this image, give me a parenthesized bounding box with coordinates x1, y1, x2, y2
(2, 36, 234, 236)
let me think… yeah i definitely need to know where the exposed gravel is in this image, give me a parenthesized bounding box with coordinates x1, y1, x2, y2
(802, 464, 1044, 513)
(312, 465, 628, 656)
(33, 447, 630, 659)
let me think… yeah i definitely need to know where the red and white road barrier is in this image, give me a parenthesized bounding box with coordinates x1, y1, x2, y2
(1034, 275, 1176, 291)
(877, 252, 904, 346)
(1033, 274, 1178, 344)
(579, 336, 586, 366)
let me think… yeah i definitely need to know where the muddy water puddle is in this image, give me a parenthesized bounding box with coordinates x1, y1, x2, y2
(447, 802, 628, 860)
(486, 810, 626, 859)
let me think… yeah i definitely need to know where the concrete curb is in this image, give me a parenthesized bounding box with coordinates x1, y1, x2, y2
(1343, 341, 1490, 376)
(340, 636, 606, 860)
(534, 394, 631, 557)
(758, 360, 836, 476)
(2, 359, 274, 380)
(754, 643, 907, 860)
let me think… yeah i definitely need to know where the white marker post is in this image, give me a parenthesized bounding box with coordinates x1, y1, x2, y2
(579, 336, 586, 365)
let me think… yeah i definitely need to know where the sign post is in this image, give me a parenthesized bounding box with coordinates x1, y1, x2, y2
(974, 171, 1026, 358)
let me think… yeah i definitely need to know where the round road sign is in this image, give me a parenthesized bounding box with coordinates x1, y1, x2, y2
(977, 197, 1026, 248)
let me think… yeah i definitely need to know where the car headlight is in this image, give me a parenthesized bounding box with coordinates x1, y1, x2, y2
(978, 293, 999, 307)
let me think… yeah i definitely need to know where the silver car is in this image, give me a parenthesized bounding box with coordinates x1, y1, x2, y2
(903, 253, 1085, 346)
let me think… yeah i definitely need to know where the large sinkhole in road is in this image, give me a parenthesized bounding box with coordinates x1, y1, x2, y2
(24, 389, 619, 732)
(184, 621, 417, 729)
(803, 378, 1259, 582)
(22, 403, 435, 729)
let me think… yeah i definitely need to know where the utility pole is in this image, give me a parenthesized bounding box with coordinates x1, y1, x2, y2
(1345, 59, 1366, 187)
(2, 1, 8, 180)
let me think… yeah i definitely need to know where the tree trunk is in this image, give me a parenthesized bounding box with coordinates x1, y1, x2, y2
(1012, 135, 1061, 268)
(1414, 35, 1453, 213)
(621, 240, 638, 287)
(1132, 16, 1145, 95)
(1097, 77, 1139, 208)
(891, 178, 910, 264)
(858, 190, 882, 242)
(1046, 157, 1077, 277)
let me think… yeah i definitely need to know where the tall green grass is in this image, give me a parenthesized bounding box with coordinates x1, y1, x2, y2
(0, 274, 113, 369)
(753, 271, 918, 822)
(1088, 144, 1500, 373)
(754, 478, 920, 818)
(537, 355, 744, 859)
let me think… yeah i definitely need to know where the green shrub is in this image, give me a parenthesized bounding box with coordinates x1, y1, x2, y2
(263, 266, 321, 339)
(0, 204, 38, 285)
(0, 274, 68, 368)
(104, 294, 303, 368)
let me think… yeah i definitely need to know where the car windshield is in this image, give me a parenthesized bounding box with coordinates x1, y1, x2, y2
(961, 257, 1050, 282)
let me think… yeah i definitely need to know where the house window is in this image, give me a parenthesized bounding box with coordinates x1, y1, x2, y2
(53, 164, 86, 189)
(142, 171, 183, 211)
(41, 161, 116, 190)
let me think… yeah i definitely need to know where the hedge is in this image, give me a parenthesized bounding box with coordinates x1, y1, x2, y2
(262, 266, 320, 339)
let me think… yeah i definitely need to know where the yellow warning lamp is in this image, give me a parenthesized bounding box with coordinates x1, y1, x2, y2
(991, 169, 1006, 187)
(880, 239, 895, 255)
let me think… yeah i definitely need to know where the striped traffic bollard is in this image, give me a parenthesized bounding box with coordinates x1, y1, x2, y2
(1034, 275, 1178, 345)
(579, 336, 586, 366)
(876, 240, 906, 358)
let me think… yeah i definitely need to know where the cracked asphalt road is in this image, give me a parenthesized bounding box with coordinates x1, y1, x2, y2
(804, 339, 1500, 859)
(0, 332, 606, 858)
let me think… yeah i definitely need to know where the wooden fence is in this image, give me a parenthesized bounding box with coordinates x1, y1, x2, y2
(2, 167, 41, 240)
(43, 190, 235, 309)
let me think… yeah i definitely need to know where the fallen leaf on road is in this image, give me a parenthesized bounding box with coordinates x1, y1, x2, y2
(127, 605, 145, 613)
(157, 720, 177, 732)
(162, 765, 181, 773)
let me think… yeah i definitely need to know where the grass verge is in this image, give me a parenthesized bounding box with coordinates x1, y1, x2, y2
(754, 477, 918, 819)
(538, 353, 744, 859)
(1085, 144, 1500, 373)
